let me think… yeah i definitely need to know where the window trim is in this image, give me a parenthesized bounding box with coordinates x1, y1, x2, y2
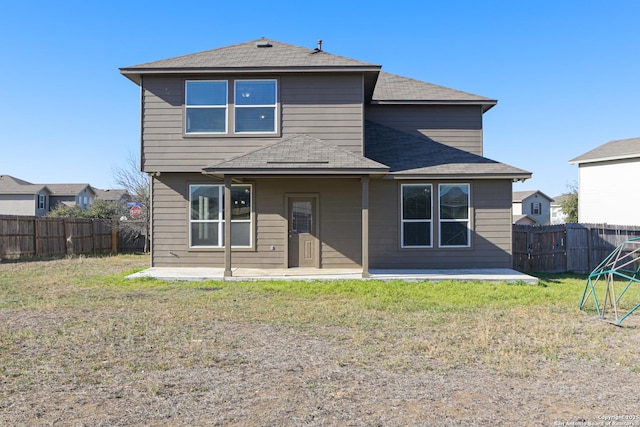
(184, 78, 279, 136)
(438, 183, 471, 248)
(184, 80, 229, 134)
(531, 202, 542, 215)
(400, 183, 433, 249)
(38, 194, 46, 210)
(234, 79, 278, 134)
(188, 184, 253, 249)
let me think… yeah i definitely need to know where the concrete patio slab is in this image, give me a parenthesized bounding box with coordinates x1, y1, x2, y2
(127, 267, 538, 284)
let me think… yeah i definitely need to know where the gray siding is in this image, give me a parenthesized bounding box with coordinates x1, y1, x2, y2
(152, 174, 514, 269)
(151, 174, 362, 268)
(365, 105, 484, 155)
(141, 73, 364, 173)
(369, 179, 513, 269)
(281, 74, 363, 153)
(0, 195, 36, 216)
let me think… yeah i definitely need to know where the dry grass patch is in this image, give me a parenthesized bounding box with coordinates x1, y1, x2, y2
(2, 256, 640, 425)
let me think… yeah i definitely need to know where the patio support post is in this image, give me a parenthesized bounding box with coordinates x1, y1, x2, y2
(361, 176, 370, 278)
(224, 175, 232, 277)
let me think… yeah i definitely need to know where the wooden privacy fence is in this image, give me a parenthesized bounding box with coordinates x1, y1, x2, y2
(0, 215, 117, 259)
(513, 223, 640, 274)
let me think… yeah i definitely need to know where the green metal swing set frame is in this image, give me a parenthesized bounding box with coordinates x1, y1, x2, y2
(579, 237, 640, 325)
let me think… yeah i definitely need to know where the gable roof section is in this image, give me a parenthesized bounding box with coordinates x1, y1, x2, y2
(93, 188, 131, 202)
(204, 134, 389, 175)
(372, 72, 497, 112)
(513, 190, 554, 203)
(0, 175, 49, 195)
(121, 38, 381, 84)
(46, 184, 95, 196)
(364, 121, 531, 180)
(569, 137, 640, 164)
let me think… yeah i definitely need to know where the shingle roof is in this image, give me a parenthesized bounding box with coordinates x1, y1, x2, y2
(46, 184, 94, 196)
(569, 137, 640, 164)
(0, 175, 48, 195)
(93, 188, 130, 202)
(364, 121, 531, 179)
(204, 134, 389, 174)
(372, 72, 496, 106)
(121, 38, 380, 78)
(512, 190, 553, 202)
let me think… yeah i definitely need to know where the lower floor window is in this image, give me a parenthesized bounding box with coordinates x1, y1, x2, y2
(189, 184, 252, 248)
(439, 184, 470, 247)
(401, 183, 471, 248)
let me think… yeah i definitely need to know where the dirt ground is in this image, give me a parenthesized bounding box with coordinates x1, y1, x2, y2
(2, 314, 639, 427)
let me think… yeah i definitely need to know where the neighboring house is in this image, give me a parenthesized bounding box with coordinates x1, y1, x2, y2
(550, 195, 568, 224)
(46, 184, 96, 210)
(0, 175, 51, 216)
(93, 188, 132, 206)
(120, 38, 531, 276)
(569, 137, 640, 225)
(512, 190, 553, 225)
(0, 176, 96, 216)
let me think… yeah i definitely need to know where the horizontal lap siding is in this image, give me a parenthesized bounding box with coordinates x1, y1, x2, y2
(369, 179, 513, 269)
(281, 74, 363, 154)
(152, 174, 362, 268)
(142, 74, 365, 173)
(365, 105, 484, 155)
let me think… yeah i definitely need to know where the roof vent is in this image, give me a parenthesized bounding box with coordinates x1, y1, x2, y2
(316, 39, 323, 52)
(256, 39, 272, 48)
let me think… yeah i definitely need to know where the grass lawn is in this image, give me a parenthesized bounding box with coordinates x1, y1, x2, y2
(1, 254, 639, 425)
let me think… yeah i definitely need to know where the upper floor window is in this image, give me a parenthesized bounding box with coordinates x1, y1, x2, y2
(185, 79, 277, 135)
(531, 202, 541, 215)
(401, 184, 432, 248)
(38, 194, 47, 210)
(235, 80, 277, 133)
(439, 184, 470, 247)
(185, 80, 228, 133)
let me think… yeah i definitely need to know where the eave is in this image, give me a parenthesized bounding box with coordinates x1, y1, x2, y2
(120, 65, 382, 85)
(370, 99, 497, 113)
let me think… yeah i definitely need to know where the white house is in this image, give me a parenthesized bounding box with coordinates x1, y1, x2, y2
(569, 137, 640, 226)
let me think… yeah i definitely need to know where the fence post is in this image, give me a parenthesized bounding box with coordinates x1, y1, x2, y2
(111, 219, 118, 254)
(34, 217, 40, 257)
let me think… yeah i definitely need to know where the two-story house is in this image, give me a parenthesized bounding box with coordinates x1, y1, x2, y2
(512, 190, 554, 225)
(120, 38, 531, 277)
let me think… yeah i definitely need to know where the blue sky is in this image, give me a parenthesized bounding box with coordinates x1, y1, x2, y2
(1, 0, 638, 197)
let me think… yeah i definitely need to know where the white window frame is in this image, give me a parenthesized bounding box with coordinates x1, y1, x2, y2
(438, 183, 471, 248)
(185, 80, 228, 134)
(38, 194, 46, 210)
(531, 202, 542, 215)
(401, 184, 433, 248)
(234, 79, 278, 134)
(189, 184, 252, 248)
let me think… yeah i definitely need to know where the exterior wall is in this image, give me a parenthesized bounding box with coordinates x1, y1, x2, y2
(141, 73, 364, 173)
(512, 202, 523, 216)
(369, 179, 513, 269)
(579, 159, 640, 225)
(550, 204, 567, 224)
(365, 105, 484, 155)
(0, 195, 36, 216)
(151, 173, 362, 268)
